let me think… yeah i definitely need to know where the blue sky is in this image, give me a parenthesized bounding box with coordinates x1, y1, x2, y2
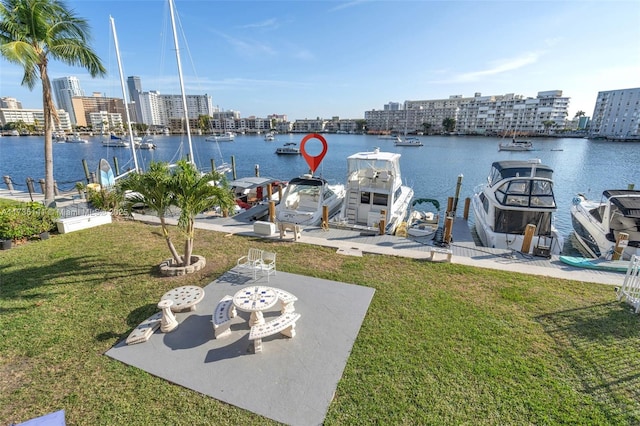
(1, 0, 639, 120)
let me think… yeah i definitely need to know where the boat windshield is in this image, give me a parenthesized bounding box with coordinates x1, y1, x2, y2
(495, 179, 556, 208)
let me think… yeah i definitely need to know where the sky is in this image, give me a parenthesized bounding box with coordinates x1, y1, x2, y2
(1, 0, 639, 120)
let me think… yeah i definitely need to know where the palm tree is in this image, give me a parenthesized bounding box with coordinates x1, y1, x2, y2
(121, 160, 236, 268)
(0, 0, 105, 206)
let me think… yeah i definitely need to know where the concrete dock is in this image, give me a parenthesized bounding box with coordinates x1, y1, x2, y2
(0, 188, 625, 286)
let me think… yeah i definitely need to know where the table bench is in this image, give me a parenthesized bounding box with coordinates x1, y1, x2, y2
(429, 247, 453, 262)
(274, 288, 298, 314)
(212, 295, 237, 338)
(249, 312, 301, 353)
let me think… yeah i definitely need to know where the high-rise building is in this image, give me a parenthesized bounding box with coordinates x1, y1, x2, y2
(52, 76, 84, 125)
(127, 76, 143, 123)
(589, 87, 640, 141)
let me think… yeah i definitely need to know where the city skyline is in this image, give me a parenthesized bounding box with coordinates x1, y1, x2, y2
(1, 1, 639, 120)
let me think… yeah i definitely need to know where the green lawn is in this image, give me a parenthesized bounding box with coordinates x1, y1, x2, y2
(1, 219, 639, 425)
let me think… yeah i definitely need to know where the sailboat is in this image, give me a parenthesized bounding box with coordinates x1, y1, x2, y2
(395, 108, 423, 146)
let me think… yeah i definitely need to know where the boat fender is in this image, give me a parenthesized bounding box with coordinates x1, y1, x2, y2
(572, 196, 582, 205)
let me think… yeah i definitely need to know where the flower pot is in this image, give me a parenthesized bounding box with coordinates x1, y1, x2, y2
(1, 240, 12, 250)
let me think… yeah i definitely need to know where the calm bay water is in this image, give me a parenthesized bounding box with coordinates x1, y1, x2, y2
(1, 133, 639, 244)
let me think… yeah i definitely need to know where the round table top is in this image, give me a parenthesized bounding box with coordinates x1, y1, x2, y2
(160, 285, 205, 312)
(233, 286, 278, 312)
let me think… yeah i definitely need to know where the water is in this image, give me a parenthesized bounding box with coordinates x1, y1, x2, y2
(1, 133, 639, 245)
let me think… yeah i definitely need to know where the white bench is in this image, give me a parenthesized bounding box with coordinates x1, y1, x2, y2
(274, 288, 298, 314)
(56, 212, 112, 234)
(429, 247, 452, 262)
(212, 295, 237, 338)
(249, 312, 301, 353)
(278, 222, 301, 241)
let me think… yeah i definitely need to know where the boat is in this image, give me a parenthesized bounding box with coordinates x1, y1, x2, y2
(66, 133, 88, 143)
(406, 198, 440, 237)
(102, 134, 130, 147)
(570, 190, 640, 260)
(264, 132, 275, 141)
(559, 255, 630, 273)
(471, 159, 564, 255)
(135, 136, 156, 150)
(275, 174, 346, 226)
(394, 136, 423, 147)
(334, 148, 414, 235)
(498, 139, 533, 151)
(275, 142, 301, 155)
(205, 131, 235, 142)
(228, 176, 286, 221)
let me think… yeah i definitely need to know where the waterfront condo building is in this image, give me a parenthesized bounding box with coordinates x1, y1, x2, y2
(52, 76, 84, 125)
(589, 87, 640, 141)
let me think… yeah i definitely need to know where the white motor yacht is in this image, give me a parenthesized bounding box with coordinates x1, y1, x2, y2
(275, 175, 346, 226)
(334, 148, 413, 235)
(472, 159, 564, 255)
(570, 190, 640, 259)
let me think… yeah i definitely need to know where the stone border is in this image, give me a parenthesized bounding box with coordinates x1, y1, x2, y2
(159, 255, 206, 276)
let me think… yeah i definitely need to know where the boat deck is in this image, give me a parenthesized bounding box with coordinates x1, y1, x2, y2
(0, 188, 625, 286)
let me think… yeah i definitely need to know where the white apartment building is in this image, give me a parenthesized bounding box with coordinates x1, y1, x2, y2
(589, 87, 640, 141)
(52, 76, 84, 125)
(365, 90, 570, 135)
(0, 97, 22, 109)
(0, 108, 72, 132)
(89, 111, 123, 132)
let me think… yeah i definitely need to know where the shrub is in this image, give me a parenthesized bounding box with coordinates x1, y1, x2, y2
(0, 202, 59, 241)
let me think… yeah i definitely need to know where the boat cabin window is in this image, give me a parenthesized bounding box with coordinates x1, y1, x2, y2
(373, 193, 388, 206)
(361, 192, 371, 204)
(494, 209, 552, 235)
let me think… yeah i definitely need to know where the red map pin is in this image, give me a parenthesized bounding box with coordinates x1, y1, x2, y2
(300, 133, 328, 174)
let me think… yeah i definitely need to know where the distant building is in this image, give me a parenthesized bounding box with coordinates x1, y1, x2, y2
(52, 76, 84, 125)
(127, 76, 143, 123)
(589, 87, 640, 141)
(71, 93, 126, 130)
(365, 91, 570, 135)
(0, 108, 71, 132)
(0, 97, 22, 109)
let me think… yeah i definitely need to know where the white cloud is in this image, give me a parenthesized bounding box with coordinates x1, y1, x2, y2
(432, 51, 543, 84)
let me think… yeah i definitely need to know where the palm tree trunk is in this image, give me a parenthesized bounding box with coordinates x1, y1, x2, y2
(159, 217, 182, 264)
(40, 64, 58, 207)
(183, 219, 194, 266)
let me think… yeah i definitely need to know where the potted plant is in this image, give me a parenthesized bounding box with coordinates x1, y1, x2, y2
(120, 159, 235, 276)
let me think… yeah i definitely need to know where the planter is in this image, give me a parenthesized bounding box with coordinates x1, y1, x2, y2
(1, 239, 12, 250)
(159, 255, 206, 277)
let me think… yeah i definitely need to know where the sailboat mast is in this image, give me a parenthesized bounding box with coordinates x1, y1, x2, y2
(109, 16, 139, 174)
(168, 0, 195, 166)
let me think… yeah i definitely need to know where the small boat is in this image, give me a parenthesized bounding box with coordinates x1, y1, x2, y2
(406, 198, 440, 237)
(227, 176, 286, 221)
(472, 159, 564, 255)
(135, 136, 156, 150)
(394, 136, 423, 147)
(66, 133, 89, 143)
(205, 131, 235, 142)
(275, 174, 346, 226)
(264, 132, 275, 141)
(559, 255, 630, 273)
(334, 148, 414, 235)
(498, 139, 533, 151)
(102, 134, 129, 147)
(570, 190, 640, 260)
(275, 142, 301, 155)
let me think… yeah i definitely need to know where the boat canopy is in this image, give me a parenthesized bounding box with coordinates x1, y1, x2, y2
(488, 160, 553, 187)
(288, 176, 326, 187)
(605, 190, 640, 218)
(346, 150, 402, 181)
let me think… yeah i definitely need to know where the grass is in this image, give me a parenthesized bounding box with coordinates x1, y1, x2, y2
(1, 218, 640, 425)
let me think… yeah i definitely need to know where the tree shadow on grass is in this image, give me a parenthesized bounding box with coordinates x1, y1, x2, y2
(536, 301, 640, 423)
(0, 255, 153, 304)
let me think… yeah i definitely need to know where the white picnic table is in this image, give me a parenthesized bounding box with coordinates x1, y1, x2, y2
(232, 285, 278, 326)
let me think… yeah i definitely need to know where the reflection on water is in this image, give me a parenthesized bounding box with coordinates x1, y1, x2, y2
(1, 134, 639, 245)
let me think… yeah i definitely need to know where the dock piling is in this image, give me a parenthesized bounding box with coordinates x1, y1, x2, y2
(3, 176, 14, 191)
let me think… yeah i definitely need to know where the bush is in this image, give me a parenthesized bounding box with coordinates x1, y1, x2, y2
(0, 202, 59, 241)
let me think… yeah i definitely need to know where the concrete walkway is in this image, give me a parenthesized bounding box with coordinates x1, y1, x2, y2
(0, 187, 625, 286)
